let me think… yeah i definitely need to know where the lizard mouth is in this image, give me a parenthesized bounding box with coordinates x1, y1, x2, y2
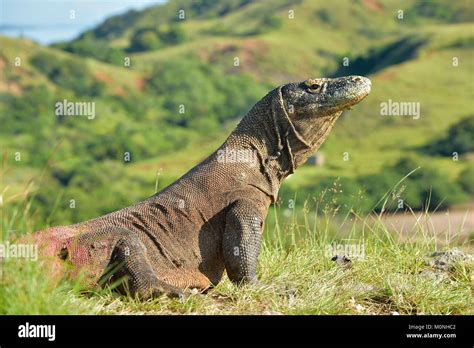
(336, 76, 371, 111)
(348, 76, 371, 101)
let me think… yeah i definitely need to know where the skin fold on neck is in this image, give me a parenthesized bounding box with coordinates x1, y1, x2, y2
(222, 88, 343, 202)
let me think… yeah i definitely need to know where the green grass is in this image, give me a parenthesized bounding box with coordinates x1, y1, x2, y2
(1, 199, 472, 315)
(0, 258, 96, 315)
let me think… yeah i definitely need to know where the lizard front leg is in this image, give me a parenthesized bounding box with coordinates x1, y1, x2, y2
(222, 200, 265, 285)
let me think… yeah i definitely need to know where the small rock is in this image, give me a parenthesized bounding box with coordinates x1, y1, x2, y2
(420, 269, 449, 281)
(287, 292, 295, 307)
(189, 288, 200, 295)
(426, 248, 472, 272)
(349, 297, 365, 313)
(351, 282, 379, 294)
(331, 255, 352, 268)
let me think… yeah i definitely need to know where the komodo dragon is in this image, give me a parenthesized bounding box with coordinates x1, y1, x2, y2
(26, 75, 371, 299)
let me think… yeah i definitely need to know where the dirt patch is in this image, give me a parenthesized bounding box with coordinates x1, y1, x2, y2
(135, 77, 146, 91)
(0, 56, 22, 95)
(379, 208, 474, 244)
(375, 70, 396, 81)
(362, 0, 383, 13)
(113, 86, 126, 97)
(94, 71, 114, 84)
(200, 39, 266, 79)
(240, 39, 266, 64)
(203, 42, 239, 63)
(231, 39, 267, 80)
(0, 81, 22, 95)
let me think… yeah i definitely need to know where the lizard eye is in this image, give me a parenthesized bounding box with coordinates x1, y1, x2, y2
(304, 80, 322, 93)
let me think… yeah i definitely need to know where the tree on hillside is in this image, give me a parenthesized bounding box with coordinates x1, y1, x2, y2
(423, 115, 474, 156)
(129, 28, 162, 52)
(128, 25, 186, 52)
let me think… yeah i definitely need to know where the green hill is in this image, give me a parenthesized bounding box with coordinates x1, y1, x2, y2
(1, 0, 473, 228)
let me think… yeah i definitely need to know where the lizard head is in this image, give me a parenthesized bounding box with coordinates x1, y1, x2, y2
(229, 75, 371, 178)
(273, 75, 371, 169)
(280, 75, 371, 124)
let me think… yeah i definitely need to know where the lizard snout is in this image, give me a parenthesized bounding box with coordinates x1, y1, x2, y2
(344, 75, 371, 103)
(349, 75, 371, 90)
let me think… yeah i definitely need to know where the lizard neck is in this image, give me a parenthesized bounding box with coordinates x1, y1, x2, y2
(222, 88, 342, 203)
(221, 89, 298, 202)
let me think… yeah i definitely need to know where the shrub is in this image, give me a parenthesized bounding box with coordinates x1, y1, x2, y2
(158, 24, 186, 45)
(59, 39, 124, 65)
(458, 166, 474, 195)
(404, 1, 473, 24)
(424, 116, 474, 156)
(30, 52, 61, 75)
(129, 29, 162, 52)
(30, 53, 97, 96)
(48, 58, 92, 95)
(315, 9, 333, 25)
(0, 85, 54, 136)
(391, 156, 424, 180)
(383, 157, 467, 210)
(444, 116, 474, 155)
(358, 172, 410, 212)
(128, 25, 186, 52)
(260, 15, 283, 32)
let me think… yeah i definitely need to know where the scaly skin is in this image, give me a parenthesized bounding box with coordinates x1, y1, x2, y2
(26, 76, 371, 299)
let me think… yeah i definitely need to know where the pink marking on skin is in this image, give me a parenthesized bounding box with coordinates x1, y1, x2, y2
(69, 245, 92, 266)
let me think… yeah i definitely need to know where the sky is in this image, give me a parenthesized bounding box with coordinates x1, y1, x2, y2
(0, 0, 165, 44)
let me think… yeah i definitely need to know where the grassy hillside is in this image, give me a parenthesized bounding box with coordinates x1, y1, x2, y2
(0, 0, 473, 228)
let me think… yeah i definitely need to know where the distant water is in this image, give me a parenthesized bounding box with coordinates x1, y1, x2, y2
(0, 24, 95, 44)
(0, 0, 165, 45)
